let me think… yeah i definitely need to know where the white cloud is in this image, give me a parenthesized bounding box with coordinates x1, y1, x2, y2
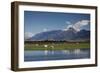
(63, 20, 90, 31)
(66, 21, 71, 25)
(73, 20, 90, 31)
(24, 32, 34, 40)
(43, 28, 48, 32)
(63, 25, 73, 31)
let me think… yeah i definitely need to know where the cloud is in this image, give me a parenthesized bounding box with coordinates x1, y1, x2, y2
(73, 20, 90, 31)
(24, 32, 34, 40)
(66, 21, 71, 25)
(63, 20, 90, 31)
(43, 28, 48, 32)
(63, 25, 73, 31)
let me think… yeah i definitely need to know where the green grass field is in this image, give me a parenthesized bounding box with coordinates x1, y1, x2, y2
(24, 42, 90, 50)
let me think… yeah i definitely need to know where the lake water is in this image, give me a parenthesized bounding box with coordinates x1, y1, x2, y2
(24, 48, 90, 61)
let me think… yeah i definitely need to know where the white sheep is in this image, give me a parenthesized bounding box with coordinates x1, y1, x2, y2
(51, 45, 54, 48)
(44, 45, 48, 48)
(35, 44, 39, 46)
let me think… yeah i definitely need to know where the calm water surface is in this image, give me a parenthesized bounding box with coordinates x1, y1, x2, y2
(24, 48, 90, 61)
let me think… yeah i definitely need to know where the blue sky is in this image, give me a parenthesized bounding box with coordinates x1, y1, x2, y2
(24, 11, 90, 38)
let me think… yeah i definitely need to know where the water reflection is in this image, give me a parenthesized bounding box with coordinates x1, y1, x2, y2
(62, 50, 70, 54)
(44, 50, 48, 55)
(74, 49, 81, 54)
(24, 48, 90, 61)
(43, 49, 85, 55)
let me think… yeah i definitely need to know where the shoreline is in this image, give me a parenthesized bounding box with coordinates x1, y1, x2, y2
(24, 42, 90, 50)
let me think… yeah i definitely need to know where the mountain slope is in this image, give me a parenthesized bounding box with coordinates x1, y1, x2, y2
(27, 27, 90, 41)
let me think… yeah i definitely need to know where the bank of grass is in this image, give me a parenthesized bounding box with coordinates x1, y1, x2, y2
(24, 42, 90, 50)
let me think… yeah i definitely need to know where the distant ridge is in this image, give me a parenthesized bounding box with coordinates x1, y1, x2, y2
(26, 27, 90, 41)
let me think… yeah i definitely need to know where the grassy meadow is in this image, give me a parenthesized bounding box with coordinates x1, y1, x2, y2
(24, 41, 90, 50)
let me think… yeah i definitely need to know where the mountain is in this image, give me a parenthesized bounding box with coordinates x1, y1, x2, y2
(75, 29, 90, 40)
(26, 27, 90, 41)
